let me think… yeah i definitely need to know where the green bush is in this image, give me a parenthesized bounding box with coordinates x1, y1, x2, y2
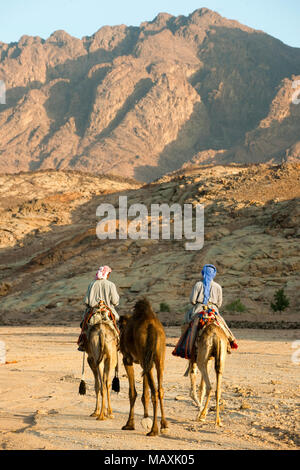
(160, 302, 170, 312)
(225, 299, 247, 313)
(271, 288, 289, 313)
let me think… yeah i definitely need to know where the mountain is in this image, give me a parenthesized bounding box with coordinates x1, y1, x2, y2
(0, 8, 300, 181)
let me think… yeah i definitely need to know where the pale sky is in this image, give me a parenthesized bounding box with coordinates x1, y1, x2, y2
(0, 0, 299, 48)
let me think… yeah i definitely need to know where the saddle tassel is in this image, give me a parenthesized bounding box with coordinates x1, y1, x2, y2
(79, 351, 87, 395)
(112, 354, 120, 393)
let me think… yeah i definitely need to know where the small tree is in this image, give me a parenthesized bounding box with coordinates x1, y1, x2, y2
(160, 302, 170, 312)
(225, 299, 247, 313)
(271, 288, 289, 314)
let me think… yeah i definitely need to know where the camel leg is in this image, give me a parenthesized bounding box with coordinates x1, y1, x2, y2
(194, 376, 205, 420)
(146, 368, 159, 436)
(197, 360, 212, 422)
(215, 341, 226, 427)
(199, 358, 213, 411)
(156, 360, 168, 432)
(142, 375, 149, 418)
(196, 358, 213, 418)
(106, 385, 113, 419)
(215, 371, 223, 427)
(96, 362, 107, 421)
(87, 356, 101, 418)
(122, 362, 137, 431)
(190, 362, 200, 407)
(105, 357, 115, 419)
(199, 371, 208, 406)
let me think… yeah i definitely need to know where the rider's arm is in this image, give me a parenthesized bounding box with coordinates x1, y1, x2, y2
(216, 284, 222, 309)
(84, 282, 92, 305)
(190, 282, 202, 305)
(110, 283, 120, 307)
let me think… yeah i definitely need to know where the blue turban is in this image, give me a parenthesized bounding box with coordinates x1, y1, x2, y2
(202, 264, 217, 305)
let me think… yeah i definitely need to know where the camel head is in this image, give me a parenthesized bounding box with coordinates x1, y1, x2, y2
(133, 297, 153, 317)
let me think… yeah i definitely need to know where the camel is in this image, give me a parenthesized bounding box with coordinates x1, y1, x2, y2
(119, 298, 168, 436)
(188, 322, 228, 427)
(79, 313, 119, 421)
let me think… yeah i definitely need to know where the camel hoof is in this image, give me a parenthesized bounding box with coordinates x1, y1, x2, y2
(122, 424, 135, 431)
(160, 427, 169, 435)
(96, 415, 106, 421)
(90, 412, 99, 417)
(108, 414, 114, 419)
(197, 414, 206, 422)
(147, 430, 158, 437)
(160, 420, 168, 433)
(216, 421, 223, 427)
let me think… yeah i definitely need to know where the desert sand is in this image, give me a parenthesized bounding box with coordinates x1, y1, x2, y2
(0, 326, 299, 450)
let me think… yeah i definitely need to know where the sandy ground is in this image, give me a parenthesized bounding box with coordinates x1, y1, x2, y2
(0, 326, 299, 451)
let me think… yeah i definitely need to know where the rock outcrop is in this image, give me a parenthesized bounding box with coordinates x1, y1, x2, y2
(0, 163, 299, 325)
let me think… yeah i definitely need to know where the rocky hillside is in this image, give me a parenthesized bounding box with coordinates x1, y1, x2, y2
(0, 163, 299, 326)
(0, 170, 140, 248)
(0, 8, 300, 181)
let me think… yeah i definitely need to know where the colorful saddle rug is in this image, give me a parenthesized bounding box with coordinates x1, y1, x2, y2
(172, 308, 219, 360)
(77, 300, 119, 347)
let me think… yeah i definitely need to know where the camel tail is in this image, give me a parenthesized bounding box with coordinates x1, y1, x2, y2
(92, 325, 105, 364)
(214, 336, 223, 374)
(142, 324, 157, 376)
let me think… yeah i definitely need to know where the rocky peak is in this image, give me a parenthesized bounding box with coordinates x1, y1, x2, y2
(46, 30, 75, 44)
(0, 9, 299, 179)
(190, 7, 221, 20)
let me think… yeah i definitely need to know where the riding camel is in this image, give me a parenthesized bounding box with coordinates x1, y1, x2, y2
(79, 313, 119, 421)
(119, 298, 168, 436)
(188, 322, 228, 427)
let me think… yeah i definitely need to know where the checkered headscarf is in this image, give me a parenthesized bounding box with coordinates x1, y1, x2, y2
(95, 265, 112, 280)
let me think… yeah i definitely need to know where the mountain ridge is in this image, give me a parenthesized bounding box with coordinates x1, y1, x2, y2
(0, 8, 300, 181)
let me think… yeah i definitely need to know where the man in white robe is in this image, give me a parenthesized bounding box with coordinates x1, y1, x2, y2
(78, 265, 120, 351)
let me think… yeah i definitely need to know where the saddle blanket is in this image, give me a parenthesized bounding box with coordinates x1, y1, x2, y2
(77, 300, 119, 346)
(172, 308, 219, 360)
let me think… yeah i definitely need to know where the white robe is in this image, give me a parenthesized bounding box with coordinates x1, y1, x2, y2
(185, 280, 235, 342)
(84, 278, 120, 320)
(189, 280, 222, 315)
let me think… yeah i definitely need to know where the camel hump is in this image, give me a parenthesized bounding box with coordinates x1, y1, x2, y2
(142, 323, 158, 375)
(134, 298, 156, 319)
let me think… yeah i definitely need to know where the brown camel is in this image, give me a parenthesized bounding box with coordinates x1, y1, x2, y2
(119, 298, 168, 436)
(189, 322, 228, 427)
(80, 314, 119, 421)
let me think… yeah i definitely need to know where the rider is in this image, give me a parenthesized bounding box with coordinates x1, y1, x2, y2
(184, 264, 238, 350)
(77, 265, 120, 351)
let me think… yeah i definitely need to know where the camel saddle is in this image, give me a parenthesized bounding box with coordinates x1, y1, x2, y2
(77, 301, 119, 351)
(172, 308, 219, 360)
